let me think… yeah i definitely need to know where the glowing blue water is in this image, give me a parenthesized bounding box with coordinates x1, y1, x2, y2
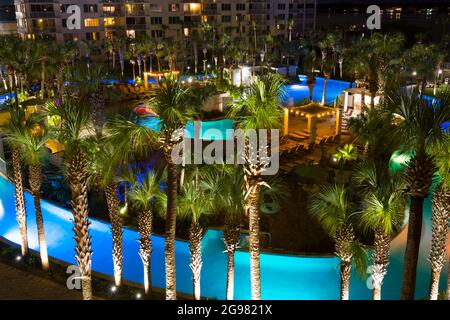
(282, 76, 352, 106)
(138, 117, 234, 141)
(0, 174, 446, 299)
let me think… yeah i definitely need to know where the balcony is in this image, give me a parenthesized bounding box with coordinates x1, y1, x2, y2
(126, 10, 146, 16)
(102, 10, 124, 17)
(127, 23, 147, 30)
(29, 11, 55, 18)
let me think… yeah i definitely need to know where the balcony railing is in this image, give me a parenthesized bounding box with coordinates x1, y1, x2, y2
(127, 23, 146, 30)
(29, 11, 55, 18)
(126, 10, 146, 16)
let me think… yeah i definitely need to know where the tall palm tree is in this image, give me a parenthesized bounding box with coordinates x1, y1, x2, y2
(428, 142, 450, 300)
(46, 98, 93, 300)
(309, 184, 366, 300)
(88, 139, 123, 287)
(126, 169, 163, 296)
(0, 105, 36, 256)
(108, 75, 203, 300)
(384, 89, 450, 299)
(228, 73, 285, 300)
(353, 160, 406, 300)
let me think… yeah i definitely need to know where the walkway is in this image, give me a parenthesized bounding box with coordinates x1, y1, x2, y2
(0, 262, 82, 300)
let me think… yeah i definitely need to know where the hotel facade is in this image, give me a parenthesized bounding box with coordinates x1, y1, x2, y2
(14, 0, 317, 43)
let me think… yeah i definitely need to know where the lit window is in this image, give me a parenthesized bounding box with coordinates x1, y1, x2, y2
(126, 29, 136, 38)
(104, 18, 115, 26)
(84, 18, 100, 27)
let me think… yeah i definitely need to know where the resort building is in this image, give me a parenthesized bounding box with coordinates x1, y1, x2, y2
(13, 0, 317, 43)
(0, 3, 17, 35)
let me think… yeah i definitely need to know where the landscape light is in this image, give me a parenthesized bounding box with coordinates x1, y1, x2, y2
(110, 286, 117, 293)
(136, 293, 142, 299)
(15, 256, 21, 261)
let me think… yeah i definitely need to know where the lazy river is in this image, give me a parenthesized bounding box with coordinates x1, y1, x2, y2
(0, 173, 448, 299)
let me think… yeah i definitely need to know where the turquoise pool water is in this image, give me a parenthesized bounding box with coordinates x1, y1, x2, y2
(138, 117, 234, 141)
(0, 174, 446, 299)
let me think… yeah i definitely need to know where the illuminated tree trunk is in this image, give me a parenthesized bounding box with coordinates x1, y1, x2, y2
(428, 185, 449, 300)
(12, 147, 28, 256)
(372, 227, 390, 300)
(189, 221, 203, 300)
(335, 225, 354, 300)
(29, 163, 49, 270)
(138, 207, 152, 295)
(164, 154, 178, 300)
(247, 183, 262, 300)
(224, 223, 240, 300)
(105, 183, 123, 287)
(68, 148, 93, 300)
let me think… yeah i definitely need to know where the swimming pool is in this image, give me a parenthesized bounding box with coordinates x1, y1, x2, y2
(0, 174, 446, 299)
(282, 76, 352, 106)
(138, 117, 235, 141)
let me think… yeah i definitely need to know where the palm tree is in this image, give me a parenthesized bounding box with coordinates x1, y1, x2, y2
(126, 169, 163, 296)
(88, 139, 123, 287)
(0, 105, 34, 256)
(228, 73, 285, 300)
(178, 178, 213, 300)
(428, 142, 450, 300)
(353, 160, 406, 300)
(309, 184, 366, 300)
(108, 76, 203, 300)
(46, 98, 93, 300)
(333, 144, 357, 182)
(384, 89, 450, 299)
(200, 165, 245, 300)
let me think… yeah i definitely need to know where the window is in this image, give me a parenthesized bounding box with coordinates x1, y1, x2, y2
(168, 4, 179, 12)
(85, 32, 99, 41)
(221, 15, 231, 22)
(149, 4, 162, 12)
(103, 5, 116, 14)
(236, 3, 245, 11)
(83, 4, 97, 13)
(151, 30, 163, 38)
(126, 17, 145, 25)
(126, 29, 136, 38)
(169, 16, 180, 24)
(150, 17, 162, 25)
(84, 18, 100, 27)
(278, 3, 286, 10)
(30, 4, 53, 12)
(63, 33, 73, 41)
(221, 3, 231, 11)
(104, 18, 116, 26)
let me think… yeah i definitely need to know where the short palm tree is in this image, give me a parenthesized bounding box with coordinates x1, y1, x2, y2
(309, 184, 366, 300)
(108, 75, 203, 300)
(16, 121, 51, 270)
(353, 160, 406, 300)
(178, 179, 213, 300)
(333, 144, 357, 182)
(46, 98, 94, 300)
(384, 89, 450, 299)
(200, 166, 245, 300)
(88, 139, 123, 287)
(126, 169, 163, 296)
(228, 73, 285, 300)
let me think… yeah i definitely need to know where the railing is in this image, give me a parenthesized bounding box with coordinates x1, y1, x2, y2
(29, 11, 55, 18)
(126, 10, 146, 16)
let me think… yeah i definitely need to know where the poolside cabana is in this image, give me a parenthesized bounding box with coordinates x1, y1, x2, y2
(341, 88, 381, 114)
(283, 102, 341, 143)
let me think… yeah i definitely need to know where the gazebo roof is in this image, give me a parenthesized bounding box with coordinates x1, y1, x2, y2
(296, 103, 335, 117)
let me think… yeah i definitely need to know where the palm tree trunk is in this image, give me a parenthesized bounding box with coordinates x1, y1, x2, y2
(68, 149, 93, 300)
(189, 221, 203, 300)
(224, 223, 240, 300)
(372, 227, 390, 300)
(40, 61, 45, 99)
(12, 147, 27, 256)
(105, 183, 123, 287)
(322, 78, 328, 105)
(138, 208, 152, 296)
(335, 225, 354, 300)
(401, 196, 424, 300)
(447, 258, 450, 300)
(340, 260, 351, 300)
(165, 158, 178, 300)
(29, 163, 49, 270)
(247, 183, 262, 300)
(428, 186, 450, 300)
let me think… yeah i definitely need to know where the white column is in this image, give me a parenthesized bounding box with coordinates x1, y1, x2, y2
(344, 91, 349, 112)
